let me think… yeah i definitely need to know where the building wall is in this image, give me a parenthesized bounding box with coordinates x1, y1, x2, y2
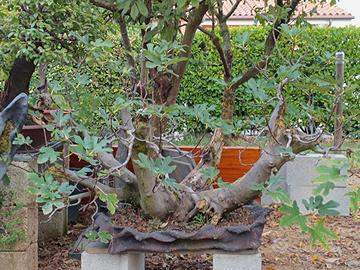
(201, 18, 352, 27)
(337, 0, 360, 26)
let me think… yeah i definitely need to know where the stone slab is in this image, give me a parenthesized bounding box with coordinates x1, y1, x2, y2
(0, 242, 37, 270)
(282, 154, 347, 187)
(213, 250, 261, 270)
(81, 251, 145, 270)
(288, 185, 350, 216)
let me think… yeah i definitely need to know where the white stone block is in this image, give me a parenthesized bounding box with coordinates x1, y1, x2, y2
(213, 250, 261, 270)
(288, 185, 350, 216)
(81, 251, 144, 270)
(262, 154, 349, 206)
(283, 154, 347, 187)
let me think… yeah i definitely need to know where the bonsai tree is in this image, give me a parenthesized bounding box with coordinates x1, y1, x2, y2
(1, 0, 359, 247)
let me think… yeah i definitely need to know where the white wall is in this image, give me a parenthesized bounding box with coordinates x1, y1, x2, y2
(337, 0, 360, 26)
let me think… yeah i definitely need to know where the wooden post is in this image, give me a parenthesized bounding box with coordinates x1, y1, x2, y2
(334, 52, 344, 149)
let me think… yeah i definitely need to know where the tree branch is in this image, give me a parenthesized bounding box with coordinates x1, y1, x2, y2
(223, 0, 242, 21)
(230, 0, 301, 91)
(166, 2, 209, 105)
(117, 17, 137, 92)
(197, 25, 231, 80)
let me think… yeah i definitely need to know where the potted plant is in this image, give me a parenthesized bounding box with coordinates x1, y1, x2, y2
(2, 1, 359, 270)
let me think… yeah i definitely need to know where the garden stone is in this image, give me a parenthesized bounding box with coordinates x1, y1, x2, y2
(213, 250, 262, 270)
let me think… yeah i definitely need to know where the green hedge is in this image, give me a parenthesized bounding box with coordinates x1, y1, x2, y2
(178, 26, 360, 135)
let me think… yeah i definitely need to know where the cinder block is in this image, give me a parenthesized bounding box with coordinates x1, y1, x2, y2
(284, 154, 347, 187)
(81, 251, 145, 270)
(38, 207, 68, 242)
(288, 185, 350, 216)
(213, 250, 261, 270)
(1, 162, 38, 252)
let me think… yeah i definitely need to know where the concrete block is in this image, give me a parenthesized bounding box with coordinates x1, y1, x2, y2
(283, 154, 347, 187)
(262, 154, 349, 206)
(6, 162, 36, 205)
(38, 207, 68, 242)
(0, 242, 37, 270)
(213, 250, 261, 270)
(81, 251, 145, 270)
(288, 185, 350, 216)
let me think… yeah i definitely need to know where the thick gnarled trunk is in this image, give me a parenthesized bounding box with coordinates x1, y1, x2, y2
(131, 115, 178, 219)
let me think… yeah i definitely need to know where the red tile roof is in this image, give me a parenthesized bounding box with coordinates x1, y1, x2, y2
(222, 0, 354, 20)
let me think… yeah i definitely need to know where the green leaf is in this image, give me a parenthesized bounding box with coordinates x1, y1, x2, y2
(98, 231, 112, 244)
(267, 188, 291, 205)
(136, 0, 148, 16)
(42, 202, 53, 215)
(37, 147, 59, 164)
(1, 174, 10, 185)
(313, 182, 335, 196)
(85, 231, 98, 241)
(99, 192, 119, 215)
(58, 182, 75, 195)
(217, 178, 233, 189)
(130, 4, 139, 19)
(279, 201, 308, 231)
(308, 219, 337, 249)
(13, 134, 32, 146)
(346, 188, 360, 214)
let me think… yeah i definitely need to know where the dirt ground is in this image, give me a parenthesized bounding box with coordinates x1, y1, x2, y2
(38, 172, 360, 270)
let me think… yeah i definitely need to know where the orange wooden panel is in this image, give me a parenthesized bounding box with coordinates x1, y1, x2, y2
(179, 146, 261, 182)
(69, 145, 261, 184)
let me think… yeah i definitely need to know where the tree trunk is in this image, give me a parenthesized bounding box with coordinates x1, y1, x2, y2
(131, 115, 178, 219)
(1, 57, 35, 109)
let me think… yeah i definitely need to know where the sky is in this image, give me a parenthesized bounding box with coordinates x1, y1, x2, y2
(337, 0, 360, 26)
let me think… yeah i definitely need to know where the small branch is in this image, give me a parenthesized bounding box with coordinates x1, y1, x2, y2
(223, 0, 242, 21)
(68, 191, 92, 202)
(230, 0, 301, 91)
(197, 25, 231, 80)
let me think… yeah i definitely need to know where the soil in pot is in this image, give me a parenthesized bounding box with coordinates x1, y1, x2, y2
(111, 204, 255, 233)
